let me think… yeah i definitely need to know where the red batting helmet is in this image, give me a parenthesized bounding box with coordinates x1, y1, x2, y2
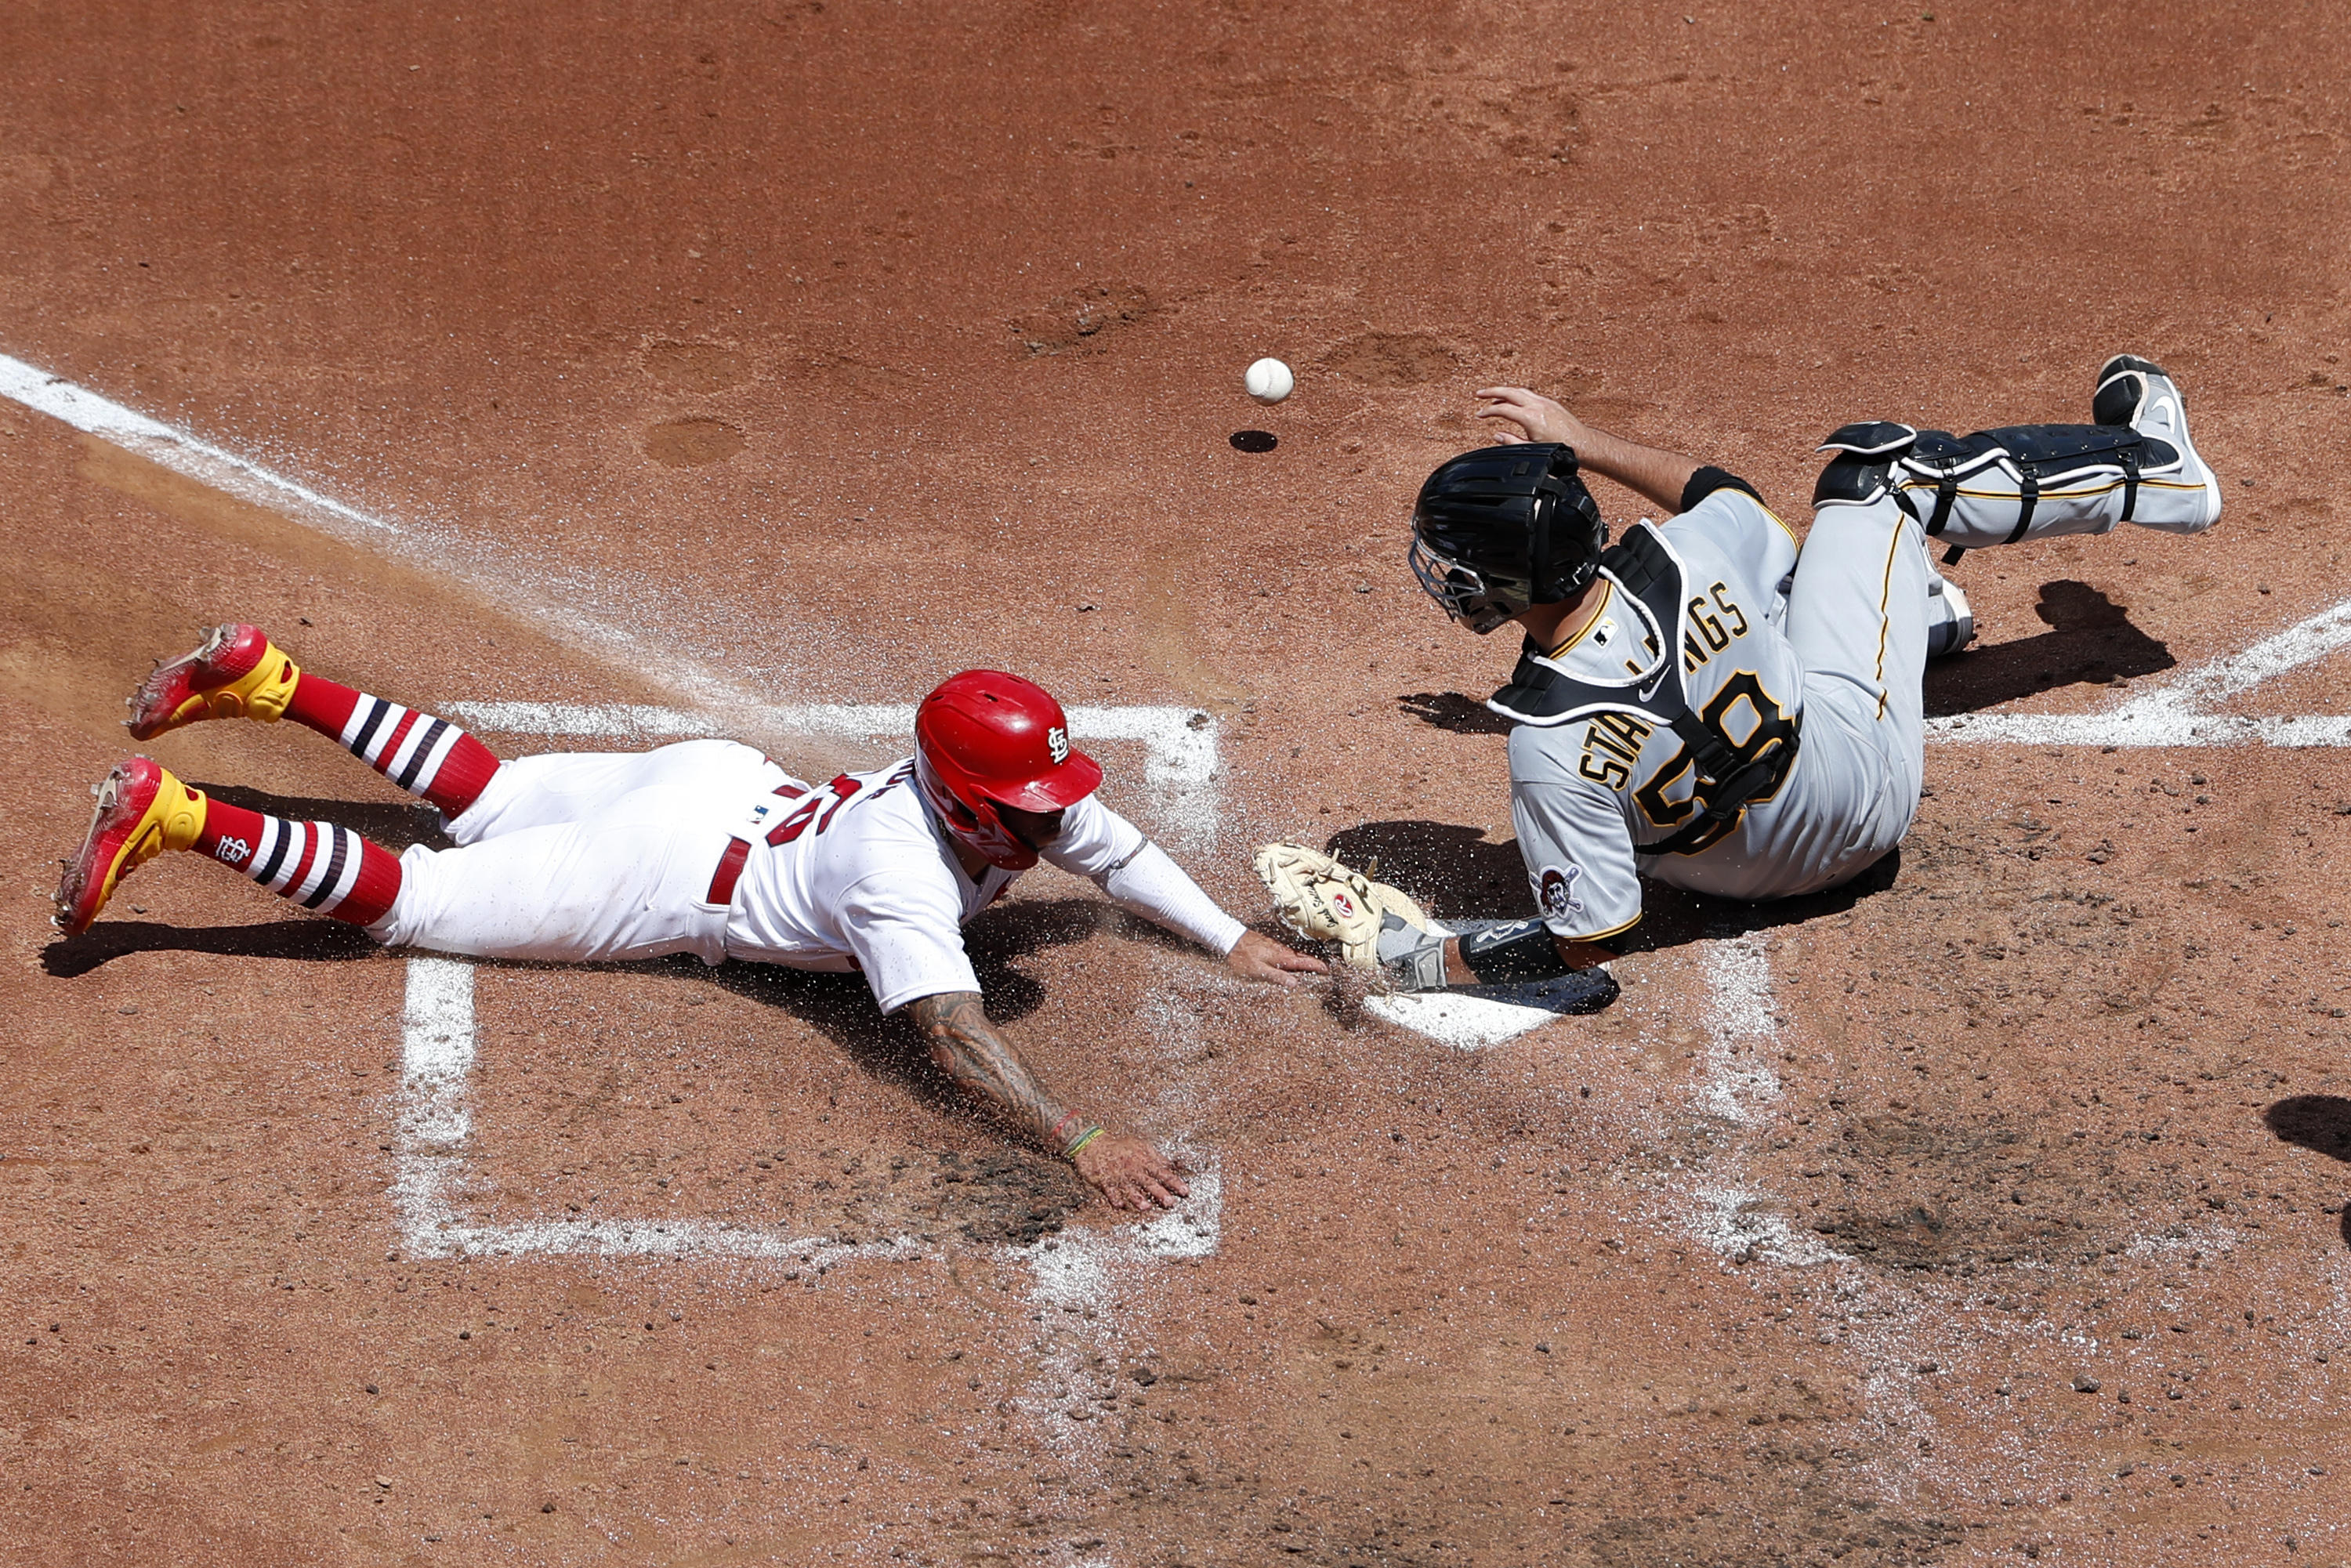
(914, 670, 1103, 871)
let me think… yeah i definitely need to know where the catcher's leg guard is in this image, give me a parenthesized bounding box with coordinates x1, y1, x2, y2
(1813, 361, 2221, 556)
(1892, 424, 2217, 551)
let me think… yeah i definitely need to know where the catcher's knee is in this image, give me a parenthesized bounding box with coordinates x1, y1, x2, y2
(1813, 422, 1918, 510)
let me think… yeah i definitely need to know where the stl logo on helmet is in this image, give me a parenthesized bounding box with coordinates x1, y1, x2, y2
(1047, 726, 1070, 765)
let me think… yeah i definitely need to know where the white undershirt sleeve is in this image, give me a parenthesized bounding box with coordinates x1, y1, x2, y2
(1098, 842, 1247, 956)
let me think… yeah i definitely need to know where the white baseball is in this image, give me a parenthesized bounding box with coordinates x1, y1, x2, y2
(1244, 357, 1294, 405)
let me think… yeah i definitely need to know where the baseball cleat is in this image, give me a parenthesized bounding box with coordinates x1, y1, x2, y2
(2093, 354, 2222, 530)
(125, 623, 302, 740)
(2092, 354, 2166, 428)
(53, 756, 208, 936)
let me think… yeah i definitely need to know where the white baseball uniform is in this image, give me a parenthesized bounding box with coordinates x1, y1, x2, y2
(369, 737, 1244, 1012)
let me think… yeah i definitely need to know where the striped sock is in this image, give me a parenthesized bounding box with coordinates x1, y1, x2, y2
(284, 675, 502, 817)
(195, 798, 403, 927)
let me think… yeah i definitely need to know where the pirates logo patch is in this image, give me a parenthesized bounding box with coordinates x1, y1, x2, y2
(1047, 726, 1070, 764)
(1537, 863, 1585, 921)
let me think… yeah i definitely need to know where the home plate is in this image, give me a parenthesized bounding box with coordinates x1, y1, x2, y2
(1367, 992, 1559, 1050)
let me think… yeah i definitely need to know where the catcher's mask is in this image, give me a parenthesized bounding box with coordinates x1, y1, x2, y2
(915, 669, 1103, 871)
(1409, 443, 1607, 634)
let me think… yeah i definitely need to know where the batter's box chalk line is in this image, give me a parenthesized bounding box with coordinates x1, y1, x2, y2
(394, 956, 1223, 1276)
(444, 700, 1219, 819)
(1929, 592, 2351, 749)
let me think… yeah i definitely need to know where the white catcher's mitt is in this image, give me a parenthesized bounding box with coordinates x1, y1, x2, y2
(1252, 842, 1447, 987)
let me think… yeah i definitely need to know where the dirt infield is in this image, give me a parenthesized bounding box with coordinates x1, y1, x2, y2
(8, 1, 2351, 1563)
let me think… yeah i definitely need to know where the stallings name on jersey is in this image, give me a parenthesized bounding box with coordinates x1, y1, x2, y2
(1575, 579, 1752, 791)
(1575, 710, 1654, 790)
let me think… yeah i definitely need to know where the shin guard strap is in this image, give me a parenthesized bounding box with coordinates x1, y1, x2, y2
(2003, 465, 2040, 545)
(1924, 458, 1961, 538)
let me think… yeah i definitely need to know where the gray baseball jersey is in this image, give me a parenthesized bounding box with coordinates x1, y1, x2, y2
(1507, 482, 1933, 942)
(1501, 371, 2221, 947)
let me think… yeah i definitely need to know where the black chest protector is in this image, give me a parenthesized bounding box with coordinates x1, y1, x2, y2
(1487, 523, 1802, 856)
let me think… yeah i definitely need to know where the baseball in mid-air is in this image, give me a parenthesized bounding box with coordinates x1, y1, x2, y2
(1245, 357, 1294, 405)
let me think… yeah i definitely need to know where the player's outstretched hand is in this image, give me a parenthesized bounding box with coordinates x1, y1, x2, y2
(1474, 386, 1592, 449)
(1074, 1133, 1191, 1210)
(1226, 929, 1328, 987)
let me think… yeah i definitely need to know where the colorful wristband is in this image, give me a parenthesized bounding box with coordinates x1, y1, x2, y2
(1062, 1126, 1106, 1160)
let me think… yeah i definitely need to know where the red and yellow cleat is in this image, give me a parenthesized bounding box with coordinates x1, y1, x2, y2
(125, 623, 302, 741)
(54, 757, 209, 936)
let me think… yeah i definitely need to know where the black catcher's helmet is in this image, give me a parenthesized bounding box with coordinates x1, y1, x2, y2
(1409, 444, 1607, 635)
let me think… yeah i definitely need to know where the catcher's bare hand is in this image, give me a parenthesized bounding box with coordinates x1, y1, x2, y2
(1474, 385, 1592, 449)
(1226, 929, 1327, 987)
(1074, 1133, 1191, 1211)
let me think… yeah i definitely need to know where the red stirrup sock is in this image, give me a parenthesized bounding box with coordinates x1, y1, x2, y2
(284, 674, 503, 817)
(195, 798, 404, 927)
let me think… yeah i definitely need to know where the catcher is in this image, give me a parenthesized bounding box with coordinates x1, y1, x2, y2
(1260, 355, 2220, 1000)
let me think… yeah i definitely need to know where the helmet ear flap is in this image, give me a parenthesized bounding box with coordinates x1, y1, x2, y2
(915, 742, 1037, 870)
(1533, 449, 1607, 603)
(1528, 468, 1552, 614)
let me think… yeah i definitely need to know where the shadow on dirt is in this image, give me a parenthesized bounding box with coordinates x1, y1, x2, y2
(684, 896, 1111, 1239)
(1925, 579, 2175, 716)
(190, 784, 456, 851)
(1322, 818, 1902, 958)
(2263, 1095, 2351, 1249)
(43, 919, 379, 977)
(1395, 690, 1514, 736)
(690, 896, 1111, 1113)
(1324, 819, 1529, 915)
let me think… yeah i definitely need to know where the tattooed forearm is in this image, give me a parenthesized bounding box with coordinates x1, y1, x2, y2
(907, 990, 1070, 1150)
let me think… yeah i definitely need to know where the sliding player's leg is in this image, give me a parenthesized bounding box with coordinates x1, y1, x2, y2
(128, 624, 502, 817)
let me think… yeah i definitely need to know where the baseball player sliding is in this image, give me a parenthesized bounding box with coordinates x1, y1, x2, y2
(55, 632, 1323, 1208)
(1260, 355, 2220, 1000)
